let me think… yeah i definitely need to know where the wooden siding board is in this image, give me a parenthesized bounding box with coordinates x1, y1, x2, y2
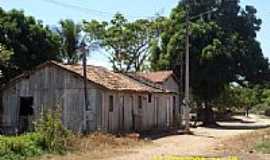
(1, 64, 176, 133)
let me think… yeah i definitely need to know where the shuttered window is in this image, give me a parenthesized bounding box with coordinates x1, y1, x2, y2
(138, 96, 142, 109)
(109, 95, 114, 112)
(148, 94, 152, 103)
(173, 96, 176, 108)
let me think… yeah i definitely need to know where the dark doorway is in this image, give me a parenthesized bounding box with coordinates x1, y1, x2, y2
(19, 97, 34, 133)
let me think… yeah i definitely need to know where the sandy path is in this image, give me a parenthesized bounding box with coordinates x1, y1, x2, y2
(105, 115, 270, 160)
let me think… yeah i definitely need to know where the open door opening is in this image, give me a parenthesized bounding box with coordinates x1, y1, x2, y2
(19, 97, 34, 133)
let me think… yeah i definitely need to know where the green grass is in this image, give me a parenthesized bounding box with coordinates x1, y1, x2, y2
(255, 139, 270, 154)
(0, 133, 44, 160)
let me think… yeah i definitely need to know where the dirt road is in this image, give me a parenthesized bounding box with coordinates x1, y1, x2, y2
(106, 115, 270, 160)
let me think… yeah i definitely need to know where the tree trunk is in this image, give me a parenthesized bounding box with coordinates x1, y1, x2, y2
(246, 106, 249, 117)
(201, 102, 217, 126)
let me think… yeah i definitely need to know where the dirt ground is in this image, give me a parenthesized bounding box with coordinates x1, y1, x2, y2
(41, 115, 270, 160)
(104, 114, 270, 160)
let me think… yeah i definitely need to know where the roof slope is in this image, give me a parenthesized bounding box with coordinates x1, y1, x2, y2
(51, 61, 170, 93)
(134, 71, 174, 83)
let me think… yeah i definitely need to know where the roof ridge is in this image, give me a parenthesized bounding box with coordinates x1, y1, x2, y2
(2, 61, 173, 93)
(49, 61, 171, 93)
(134, 70, 175, 83)
(123, 73, 168, 92)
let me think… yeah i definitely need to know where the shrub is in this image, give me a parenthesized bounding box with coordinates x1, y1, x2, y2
(0, 106, 72, 160)
(35, 108, 71, 154)
(0, 133, 43, 160)
(251, 103, 270, 115)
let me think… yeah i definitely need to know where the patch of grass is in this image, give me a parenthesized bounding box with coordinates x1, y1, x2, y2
(255, 139, 270, 154)
(37, 132, 149, 160)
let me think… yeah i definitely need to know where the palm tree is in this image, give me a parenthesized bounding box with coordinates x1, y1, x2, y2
(58, 19, 82, 64)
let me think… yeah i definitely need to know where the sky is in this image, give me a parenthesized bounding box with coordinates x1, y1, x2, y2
(0, 0, 269, 68)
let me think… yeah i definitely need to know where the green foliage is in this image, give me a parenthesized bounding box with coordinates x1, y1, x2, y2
(0, 108, 71, 160)
(255, 139, 270, 154)
(35, 109, 71, 154)
(150, 0, 269, 106)
(0, 8, 61, 84)
(0, 133, 43, 160)
(261, 89, 270, 106)
(57, 19, 82, 64)
(0, 43, 13, 64)
(0, 43, 13, 80)
(213, 85, 266, 112)
(84, 13, 160, 72)
(248, 87, 270, 115)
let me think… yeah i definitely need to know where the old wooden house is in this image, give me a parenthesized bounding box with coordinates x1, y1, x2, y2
(129, 71, 182, 125)
(0, 61, 180, 134)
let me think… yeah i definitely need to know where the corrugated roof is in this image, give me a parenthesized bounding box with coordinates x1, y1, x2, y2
(134, 71, 174, 83)
(51, 61, 171, 93)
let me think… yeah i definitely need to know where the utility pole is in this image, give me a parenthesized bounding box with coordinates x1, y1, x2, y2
(82, 42, 89, 112)
(182, 1, 220, 133)
(79, 39, 89, 132)
(184, 6, 190, 133)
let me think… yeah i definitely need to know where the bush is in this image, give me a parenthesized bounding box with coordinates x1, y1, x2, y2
(0, 133, 43, 160)
(35, 108, 71, 154)
(0, 106, 72, 160)
(251, 103, 270, 115)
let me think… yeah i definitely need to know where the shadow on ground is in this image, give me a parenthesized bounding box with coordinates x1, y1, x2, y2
(208, 123, 270, 130)
(139, 116, 270, 140)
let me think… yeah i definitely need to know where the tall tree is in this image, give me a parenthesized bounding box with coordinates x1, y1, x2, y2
(84, 13, 159, 72)
(150, 0, 269, 125)
(0, 8, 61, 83)
(57, 19, 82, 64)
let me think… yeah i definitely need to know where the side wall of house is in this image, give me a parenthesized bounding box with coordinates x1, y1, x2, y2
(162, 77, 182, 125)
(1, 65, 103, 133)
(101, 91, 174, 133)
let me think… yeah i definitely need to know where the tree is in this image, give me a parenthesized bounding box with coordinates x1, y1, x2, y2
(0, 43, 13, 83)
(0, 43, 12, 65)
(84, 13, 159, 72)
(57, 19, 82, 64)
(150, 0, 269, 125)
(213, 85, 261, 117)
(261, 89, 270, 106)
(0, 8, 61, 83)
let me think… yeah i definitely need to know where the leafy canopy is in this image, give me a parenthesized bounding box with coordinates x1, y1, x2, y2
(0, 8, 61, 83)
(84, 13, 160, 72)
(150, 0, 269, 103)
(57, 19, 82, 64)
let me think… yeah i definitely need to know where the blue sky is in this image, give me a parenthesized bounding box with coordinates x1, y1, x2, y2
(0, 0, 269, 68)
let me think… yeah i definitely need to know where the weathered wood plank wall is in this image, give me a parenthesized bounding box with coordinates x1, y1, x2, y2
(1, 64, 175, 133)
(1, 64, 103, 133)
(101, 92, 174, 133)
